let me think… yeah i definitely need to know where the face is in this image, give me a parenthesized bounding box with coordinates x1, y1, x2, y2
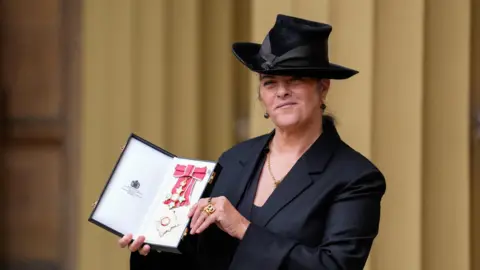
(259, 74, 329, 129)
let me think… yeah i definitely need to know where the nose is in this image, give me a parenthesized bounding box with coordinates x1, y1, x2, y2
(276, 84, 291, 98)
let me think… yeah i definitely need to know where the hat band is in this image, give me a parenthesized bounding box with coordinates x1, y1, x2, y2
(258, 35, 329, 70)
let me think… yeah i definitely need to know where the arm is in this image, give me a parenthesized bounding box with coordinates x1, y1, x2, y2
(229, 171, 386, 270)
(130, 250, 195, 270)
(129, 233, 200, 270)
(129, 152, 230, 269)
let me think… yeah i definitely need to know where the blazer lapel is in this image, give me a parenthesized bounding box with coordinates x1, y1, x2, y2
(255, 156, 312, 227)
(226, 132, 273, 208)
(255, 120, 342, 227)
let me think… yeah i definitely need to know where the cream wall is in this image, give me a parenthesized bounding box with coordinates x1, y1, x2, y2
(77, 1, 472, 270)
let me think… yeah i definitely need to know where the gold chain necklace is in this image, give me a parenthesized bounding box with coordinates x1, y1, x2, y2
(267, 152, 283, 188)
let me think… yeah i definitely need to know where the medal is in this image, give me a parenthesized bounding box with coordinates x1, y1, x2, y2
(156, 209, 179, 237)
(163, 164, 207, 208)
(157, 164, 207, 238)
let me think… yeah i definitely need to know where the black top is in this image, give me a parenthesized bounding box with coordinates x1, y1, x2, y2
(197, 145, 269, 268)
(130, 118, 386, 270)
(237, 145, 268, 222)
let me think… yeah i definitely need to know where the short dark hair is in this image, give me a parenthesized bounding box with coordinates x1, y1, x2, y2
(323, 113, 336, 125)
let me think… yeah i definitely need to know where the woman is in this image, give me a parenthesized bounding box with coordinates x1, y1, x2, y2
(120, 14, 386, 270)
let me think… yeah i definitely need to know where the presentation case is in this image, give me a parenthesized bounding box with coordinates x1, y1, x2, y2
(88, 134, 222, 254)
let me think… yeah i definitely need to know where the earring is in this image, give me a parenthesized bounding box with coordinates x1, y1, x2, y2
(320, 103, 326, 111)
(264, 112, 269, 119)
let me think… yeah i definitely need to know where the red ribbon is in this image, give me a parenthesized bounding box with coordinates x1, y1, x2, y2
(163, 164, 207, 208)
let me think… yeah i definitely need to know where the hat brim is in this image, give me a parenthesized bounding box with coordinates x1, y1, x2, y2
(232, 42, 358, 80)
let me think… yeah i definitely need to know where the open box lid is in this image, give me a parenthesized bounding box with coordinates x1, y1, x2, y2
(89, 134, 177, 237)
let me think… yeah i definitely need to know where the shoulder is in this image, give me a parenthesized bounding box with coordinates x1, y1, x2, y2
(208, 134, 269, 196)
(217, 133, 270, 163)
(331, 140, 386, 195)
(335, 141, 381, 175)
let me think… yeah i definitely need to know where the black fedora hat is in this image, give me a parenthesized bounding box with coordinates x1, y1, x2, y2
(232, 14, 358, 80)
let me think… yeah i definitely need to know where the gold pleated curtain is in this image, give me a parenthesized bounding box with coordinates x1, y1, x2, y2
(78, 1, 472, 270)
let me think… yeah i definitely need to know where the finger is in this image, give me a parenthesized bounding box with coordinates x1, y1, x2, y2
(139, 244, 151, 256)
(190, 199, 207, 227)
(129, 235, 145, 252)
(190, 207, 201, 228)
(118, 233, 133, 248)
(191, 210, 209, 234)
(195, 213, 217, 234)
(187, 203, 197, 218)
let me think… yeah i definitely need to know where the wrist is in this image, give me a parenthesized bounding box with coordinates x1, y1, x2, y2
(236, 218, 251, 240)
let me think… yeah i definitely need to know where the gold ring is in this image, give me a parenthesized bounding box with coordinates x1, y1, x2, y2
(203, 203, 216, 215)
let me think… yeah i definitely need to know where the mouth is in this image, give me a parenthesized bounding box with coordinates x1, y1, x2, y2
(275, 102, 297, 109)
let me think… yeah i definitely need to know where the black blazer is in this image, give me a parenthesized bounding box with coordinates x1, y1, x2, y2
(131, 120, 386, 270)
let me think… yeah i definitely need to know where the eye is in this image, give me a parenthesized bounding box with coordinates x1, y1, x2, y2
(262, 80, 275, 87)
(290, 76, 304, 83)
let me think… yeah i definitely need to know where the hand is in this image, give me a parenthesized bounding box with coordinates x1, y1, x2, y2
(187, 196, 251, 239)
(118, 233, 151, 256)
